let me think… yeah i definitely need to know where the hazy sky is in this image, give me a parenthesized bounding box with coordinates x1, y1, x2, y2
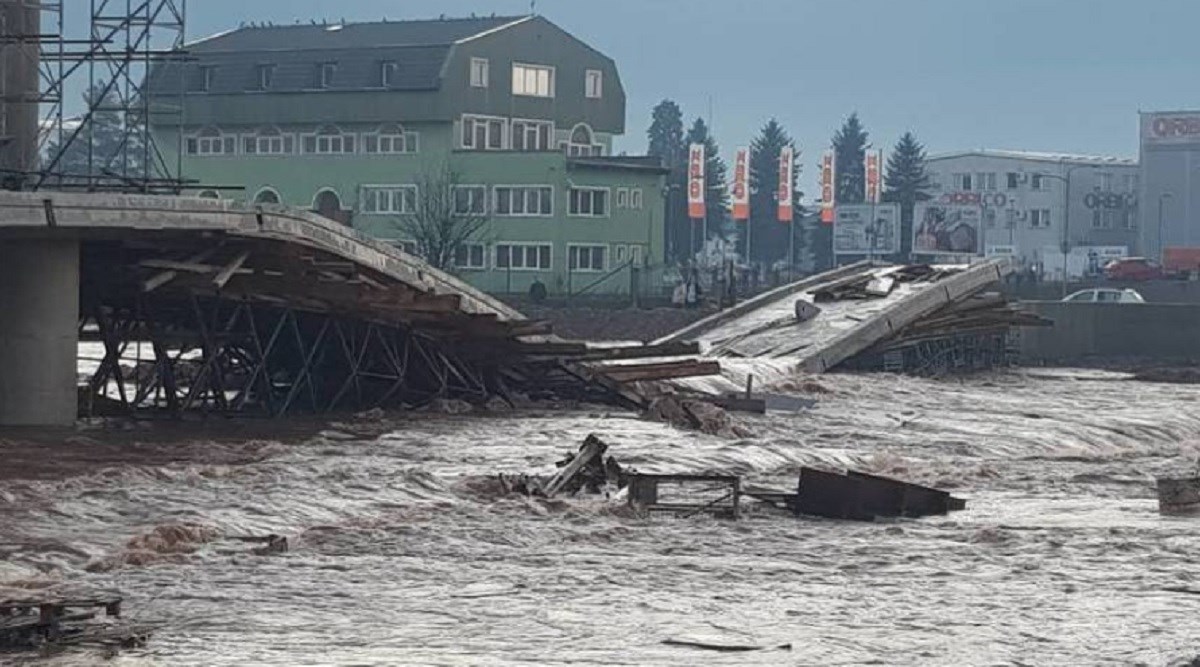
(77, 1, 1200, 178)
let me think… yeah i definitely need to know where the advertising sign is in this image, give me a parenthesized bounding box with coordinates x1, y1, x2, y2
(687, 143, 705, 219)
(819, 150, 835, 224)
(833, 203, 900, 255)
(777, 146, 794, 222)
(864, 149, 883, 204)
(913, 203, 982, 255)
(731, 147, 749, 221)
(1142, 112, 1200, 146)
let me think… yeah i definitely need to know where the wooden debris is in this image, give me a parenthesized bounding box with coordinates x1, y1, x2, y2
(498, 434, 628, 499)
(662, 638, 793, 652)
(542, 434, 609, 498)
(793, 467, 966, 521)
(627, 473, 741, 518)
(1157, 477, 1200, 516)
(0, 594, 151, 653)
(596, 359, 721, 383)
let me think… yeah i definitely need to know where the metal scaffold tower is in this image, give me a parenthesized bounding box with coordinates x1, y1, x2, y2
(27, 0, 187, 193)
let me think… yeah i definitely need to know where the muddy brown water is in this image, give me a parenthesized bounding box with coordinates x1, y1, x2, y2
(3, 370, 1200, 665)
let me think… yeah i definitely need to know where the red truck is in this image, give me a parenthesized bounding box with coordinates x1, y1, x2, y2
(1162, 247, 1200, 277)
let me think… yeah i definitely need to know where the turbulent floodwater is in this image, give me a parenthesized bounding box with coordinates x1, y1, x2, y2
(4, 370, 1200, 665)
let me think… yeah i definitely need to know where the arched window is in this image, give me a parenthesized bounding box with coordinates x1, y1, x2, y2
(302, 124, 355, 155)
(564, 123, 602, 157)
(197, 189, 221, 199)
(243, 126, 294, 155)
(364, 123, 418, 154)
(312, 188, 351, 226)
(186, 126, 235, 156)
(253, 187, 281, 205)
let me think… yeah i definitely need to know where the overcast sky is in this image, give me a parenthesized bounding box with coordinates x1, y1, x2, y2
(73, 0, 1200, 179)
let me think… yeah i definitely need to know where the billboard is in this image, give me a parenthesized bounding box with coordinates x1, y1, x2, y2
(687, 143, 705, 219)
(777, 146, 794, 222)
(1141, 112, 1200, 146)
(913, 203, 982, 255)
(731, 147, 749, 221)
(819, 150, 835, 224)
(864, 149, 883, 204)
(834, 204, 900, 255)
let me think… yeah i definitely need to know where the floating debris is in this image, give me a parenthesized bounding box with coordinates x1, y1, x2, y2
(1157, 477, 1200, 516)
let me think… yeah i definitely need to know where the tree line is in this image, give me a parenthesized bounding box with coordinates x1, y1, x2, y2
(646, 101, 935, 271)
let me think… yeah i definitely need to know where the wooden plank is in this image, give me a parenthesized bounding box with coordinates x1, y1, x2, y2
(541, 434, 607, 498)
(212, 250, 250, 289)
(597, 359, 721, 383)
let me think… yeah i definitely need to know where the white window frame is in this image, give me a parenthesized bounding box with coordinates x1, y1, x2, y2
(1029, 208, 1052, 228)
(363, 124, 418, 155)
(470, 57, 489, 88)
(585, 69, 603, 99)
(568, 186, 610, 218)
(492, 185, 554, 217)
(460, 114, 508, 150)
(186, 127, 235, 156)
(380, 60, 398, 88)
(629, 245, 645, 266)
(256, 63, 275, 90)
(614, 244, 628, 264)
(615, 187, 629, 209)
(199, 65, 215, 92)
(512, 62, 555, 98)
(1006, 172, 1020, 190)
(453, 243, 487, 270)
(242, 127, 294, 156)
(511, 118, 553, 152)
(452, 185, 488, 216)
(562, 123, 603, 157)
(302, 125, 356, 155)
(495, 243, 552, 271)
(197, 189, 221, 199)
(252, 187, 282, 205)
(318, 62, 337, 88)
(1030, 174, 1047, 191)
(630, 188, 644, 210)
(568, 244, 608, 273)
(360, 185, 418, 215)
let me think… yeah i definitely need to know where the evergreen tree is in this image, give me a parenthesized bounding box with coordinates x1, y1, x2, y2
(882, 131, 934, 258)
(832, 112, 869, 203)
(646, 99, 687, 263)
(747, 118, 806, 269)
(684, 117, 729, 253)
(43, 84, 144, 186)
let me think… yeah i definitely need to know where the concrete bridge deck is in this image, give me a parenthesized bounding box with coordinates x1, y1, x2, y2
(0, 191, 540, 425)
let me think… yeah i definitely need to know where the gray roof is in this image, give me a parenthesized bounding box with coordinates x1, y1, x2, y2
(187, 16, 530, 52)
(928, 149, 1136, 166)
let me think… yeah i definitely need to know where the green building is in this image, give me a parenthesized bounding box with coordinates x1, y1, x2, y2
(150, 15, 666, 296)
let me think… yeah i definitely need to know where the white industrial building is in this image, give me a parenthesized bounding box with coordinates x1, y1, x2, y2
(926, 150, 1138, 279)
(1139, 111, 1200, 265)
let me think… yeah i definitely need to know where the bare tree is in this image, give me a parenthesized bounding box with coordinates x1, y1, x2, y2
(396, 165, 490, 271)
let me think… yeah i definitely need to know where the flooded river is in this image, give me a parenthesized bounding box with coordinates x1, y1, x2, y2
(3, 370, 1200, 665)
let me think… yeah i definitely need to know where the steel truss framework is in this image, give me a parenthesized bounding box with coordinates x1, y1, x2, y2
(81, 294, 494, 418)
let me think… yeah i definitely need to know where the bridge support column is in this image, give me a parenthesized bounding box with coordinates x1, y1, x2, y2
(0, 240, 80, 426)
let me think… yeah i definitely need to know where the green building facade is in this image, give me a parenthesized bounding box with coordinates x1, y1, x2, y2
(150, 15, 666, 296)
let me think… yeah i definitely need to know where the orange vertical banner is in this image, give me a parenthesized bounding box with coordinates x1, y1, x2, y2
(687, 143, 706, 219)
(865, 149, 883, 204)
(820, 149, 836, 224)
(732, 147, 749, 221)
(777, 146, 794, 222)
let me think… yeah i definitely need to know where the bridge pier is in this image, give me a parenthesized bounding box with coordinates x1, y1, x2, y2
(0, 239, 80, 426)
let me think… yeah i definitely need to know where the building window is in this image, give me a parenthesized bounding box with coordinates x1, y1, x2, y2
(317, 62, 337, 88)
(615, 187, 629, 208)
(630, 188, 643, 209)
(361, 185, 417, 215)
(198, 190, 220, 199)
(585, 69, 602, 99)
(380, 61, 398, 88)
(493, 186, 553, 216)
(512, 119, 552, 151)
(194, 65, 215, 92)
(302, 125, 355, 154)
(975, 172, 996, 191)
(453, 244, 486, 270)
(470, 57, 489, 88)
(495, 243, 552, 270)
(1006, 172, 1020, 190)
(568, 187, 609, 217)
(186, 127, 235, 156)
(1123, 174, 1138, 193)
(1030, 174, 1047, 191)
(630, 245, 644, 265)
(461, 115, 506, 150)
(242, 126, 293, 155)
(569, 245, 607, 272)
(563, 123, 602, 156)
(452, 185, 488, 216)
(512, 62, 554, 98)
(953, 173, 972, 191)
(1029, 208, 1051, 228)
(364, 123, 418, 154)
(394, 239, 420, 256)
(253, 188, 281, 205)
(1097, 172, 1113, 192)
(256, 64, 275, 90)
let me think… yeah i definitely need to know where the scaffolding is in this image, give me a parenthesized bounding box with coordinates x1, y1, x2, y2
(28, 0, 187, 193)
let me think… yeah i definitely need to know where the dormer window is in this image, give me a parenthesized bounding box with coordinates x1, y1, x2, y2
(256, 64, 275, 90)
(585, 69, 602, 99)
(380, 61, 398, 88)
(317, 62, 337, 89)
(191, 65, 215, 92)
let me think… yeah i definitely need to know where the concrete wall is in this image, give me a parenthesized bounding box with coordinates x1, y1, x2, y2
(1018, 301, 1200, 363)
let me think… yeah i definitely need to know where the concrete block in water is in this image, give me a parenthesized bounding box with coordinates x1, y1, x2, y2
(1157, 477, 1200, 516)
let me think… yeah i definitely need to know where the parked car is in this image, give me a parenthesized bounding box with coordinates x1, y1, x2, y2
(1103, 257, 1164, 281)
(1062, 288, 1145, 303)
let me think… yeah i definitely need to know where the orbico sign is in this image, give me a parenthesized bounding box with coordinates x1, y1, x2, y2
(939, 191, 1010, 207)
(1152, 116, 1200, 139)
(1083, 192, 1136, 210)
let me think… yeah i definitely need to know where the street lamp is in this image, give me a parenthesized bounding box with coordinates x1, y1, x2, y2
(1034, 163, 1097, 298)
(1157, 191, 1174, 264)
